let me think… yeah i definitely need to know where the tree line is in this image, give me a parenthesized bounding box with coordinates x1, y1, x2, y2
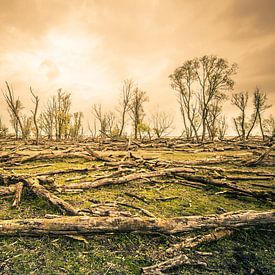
(0, 55, 274, 142)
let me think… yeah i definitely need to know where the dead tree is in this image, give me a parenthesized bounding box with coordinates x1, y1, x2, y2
(232, 92, 249, 140)
(151, 111, 173, 138)
(30, 87, 40, 144)
(170, 56, 237, 142)
(53, 89, 71, 140)
(3, 82, 25, 140)
(39, 98, 55, 140)
(170, 61, 200, 141)
(246, 88, 271, 140)
(118, 79, 134, 137)
(69, 112, 83, 139)
(130, 88, 148, 139)
(0, 117, 8, 138)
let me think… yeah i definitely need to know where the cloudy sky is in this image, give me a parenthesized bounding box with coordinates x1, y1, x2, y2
(0, 0, 274, 133)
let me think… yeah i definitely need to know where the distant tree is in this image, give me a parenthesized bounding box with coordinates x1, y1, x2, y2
(151, 111, 173, 138)
(246, 87, 271, 140)
(92, 104, 108, 138)
(263, 115, 275, 139)
(53, 89, 71, 140)
(39, 98, 55, 140)
(217, 116, 227, 140)
(0, 117, 8, 138)
(3, 82, 25, 140)
(231, 92, 249, 141)
(30, 87, 40, 144)
(170, 55, 237, 142)
(21, 115, 33, 139)
(129, 88, 148, 139)
(118, 79, 134, 137)
(69, 112, 83, 139)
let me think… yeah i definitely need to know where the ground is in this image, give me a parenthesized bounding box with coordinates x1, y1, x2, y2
(0, 139, 274, 274)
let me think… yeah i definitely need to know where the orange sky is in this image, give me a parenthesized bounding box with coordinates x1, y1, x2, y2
(0, 0, 274, 133)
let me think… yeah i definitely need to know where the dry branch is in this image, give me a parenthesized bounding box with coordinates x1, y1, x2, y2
(166, 229, 233, 254)
(23, 178, 78, 215)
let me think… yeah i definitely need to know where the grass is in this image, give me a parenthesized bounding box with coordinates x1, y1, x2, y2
(0, 146, 274, 274)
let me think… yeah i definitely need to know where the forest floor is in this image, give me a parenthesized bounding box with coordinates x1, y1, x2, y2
(0, 138, 274, 274)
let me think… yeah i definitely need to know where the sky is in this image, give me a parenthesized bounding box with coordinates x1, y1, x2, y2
(0, 0, 274, 134)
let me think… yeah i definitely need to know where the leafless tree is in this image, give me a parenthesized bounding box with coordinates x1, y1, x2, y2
(21, 115, 32, 139)
(3, 82, 25, 140)
(263, 115, 275, 139)
(53, 89, 71, 140)
(118, 79, 134, 137)
(92, 104, 108, 138)
(129, 88, 148, 139)
(217, 116, 227, 140)
(170, 55, 237, 142)
(0, 117, 8, 138)
(39, 98, 55, 140)
(231, 92, 249, 141)
(170, 60, 200, 141)
(151, 111, 173, 138)
(30, 87, 39, 144)
(246, 87, 271, 140)
(70, 112, 83, 139)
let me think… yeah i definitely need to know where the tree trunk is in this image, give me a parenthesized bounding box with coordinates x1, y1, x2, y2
(0, 210, 273, 236)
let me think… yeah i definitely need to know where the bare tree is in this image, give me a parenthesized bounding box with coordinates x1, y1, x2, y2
(0, 117, 8, 138)
(151, 111, 173, 138)
(3, 82, 25, 140)
(129, 88, 148, 139)
(170, 61, 200, 141)
(92, 104, 108, 138)
(118, 79, 134, 137)
(30, 87, 39, 144)
(39, 98, 55, 140)
(21, 115, 32, 139)
(246, 88, 271, 140)
(231, 92, 249, 141)
(263, 115, 275, 139)
(70, 112, 83, 139)
(170, 55, 237, 142)
(53, 89, 71, 140)
(217, 116, 227, 140)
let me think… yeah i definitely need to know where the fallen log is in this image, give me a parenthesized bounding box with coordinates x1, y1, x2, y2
(65, 167, 195, 189)
(0, 210, 273, 236)
(23, 178, 78, 215)
(85, 147, 115, 162)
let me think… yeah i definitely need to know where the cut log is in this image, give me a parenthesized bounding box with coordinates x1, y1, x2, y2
(23, 178, 78, 215)
(0, 210, 273, 236)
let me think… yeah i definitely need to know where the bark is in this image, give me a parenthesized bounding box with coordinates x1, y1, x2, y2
(0, 210, 273, 236)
